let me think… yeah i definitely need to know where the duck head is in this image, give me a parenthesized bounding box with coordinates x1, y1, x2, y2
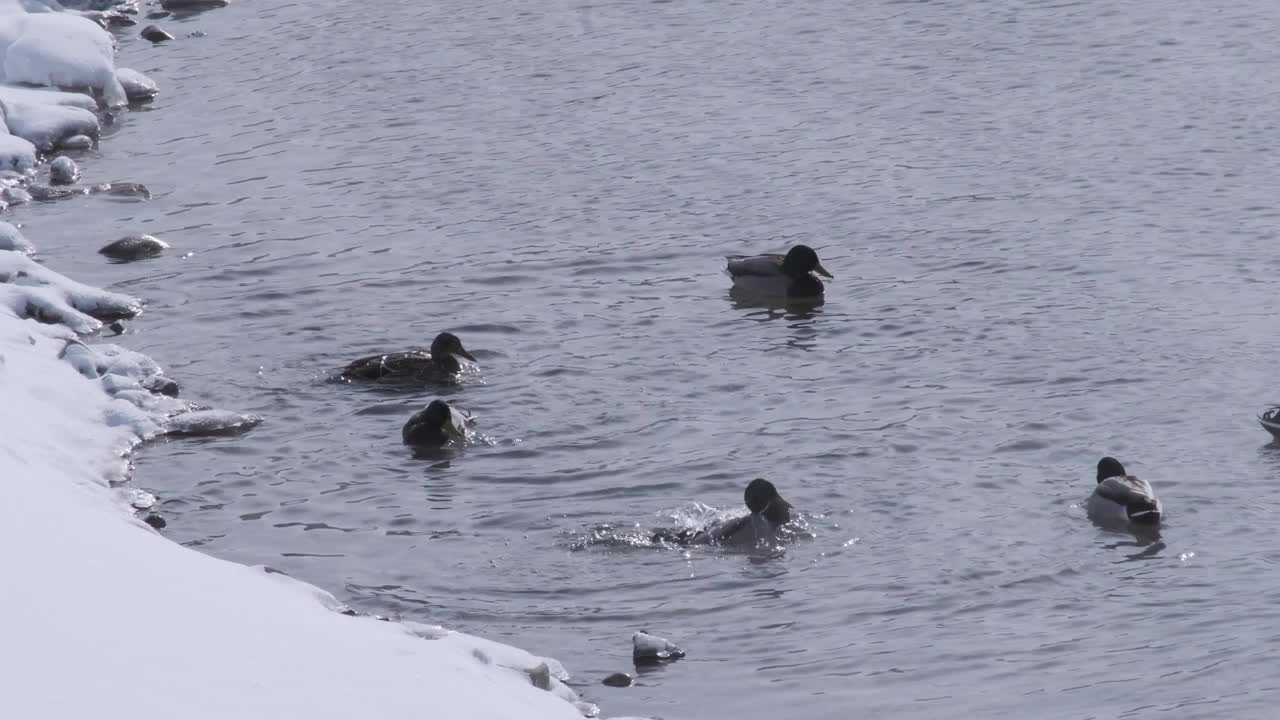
(403, 399, 466, 447)
(780, 245, 833, 280)
(744, 478, 792, 525)
(1097, 456, 1126, 483)
(430, 332, 477, 372)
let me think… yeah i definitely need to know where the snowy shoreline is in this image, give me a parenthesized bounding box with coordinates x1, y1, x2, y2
(0, 4, 611, 718)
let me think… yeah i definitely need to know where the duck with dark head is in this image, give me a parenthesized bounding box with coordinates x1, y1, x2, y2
(726, 245, 833, 299)
(402, 399, 473, 448)
(341, 331, 477, 384)
(653, 478, 794, 546)
(1088, 456, 1163, 528)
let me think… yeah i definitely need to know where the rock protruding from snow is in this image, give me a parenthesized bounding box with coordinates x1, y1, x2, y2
(115, 67, 157, 101)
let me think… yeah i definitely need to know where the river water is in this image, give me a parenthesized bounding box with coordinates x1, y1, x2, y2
(32, 0, 1280, 717)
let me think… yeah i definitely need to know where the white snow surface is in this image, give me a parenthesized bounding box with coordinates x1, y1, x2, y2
(1, 9, 125, 105)
(0, 255, 590, 720)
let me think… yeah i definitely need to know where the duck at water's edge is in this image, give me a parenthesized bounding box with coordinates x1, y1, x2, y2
(402, 399, 473, 448)
(342, 332, 476, 384)
(726, 245, 833, 299)
(1087, 457, 1163, 528)
(653, 478, 794, 546)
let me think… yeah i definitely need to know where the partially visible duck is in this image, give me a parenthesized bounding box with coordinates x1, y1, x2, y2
(1259, 406, 1280, 441)
(402, 399, 474, 448)
(653, 478, 794, 546)
(1087, 457, 1163, 527)
(342, 332, 476, 384)
(726, 244, 833, 299)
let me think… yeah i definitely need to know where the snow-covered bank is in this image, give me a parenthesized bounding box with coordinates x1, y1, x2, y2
(0, 4, 609, 719)
(1, 245, 594, 720)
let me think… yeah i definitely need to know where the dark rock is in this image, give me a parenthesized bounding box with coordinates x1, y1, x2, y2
(143, 375, 180, 397)
(60, 135, 94, 150)
(108, 321, 125, 335)
(141, 25, 174, 42)
(99, 234, 169, 262)
(633, 630, 685, 666)
(602, 672, 633, 688)
(143, 514, 167, 529)
(49, 156, 80, 185)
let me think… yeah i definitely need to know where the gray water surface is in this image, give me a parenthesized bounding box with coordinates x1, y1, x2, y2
(33, 0, 1280, 717)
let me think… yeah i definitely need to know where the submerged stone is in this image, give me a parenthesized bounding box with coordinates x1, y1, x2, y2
(99, 234, 170, 262)
(601, 672, 633, 688)
(141, 25, 173, 42)
(49, 155, 80, 185)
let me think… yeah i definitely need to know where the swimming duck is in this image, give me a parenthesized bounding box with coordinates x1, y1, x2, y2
(402, 399, 473, 448)
(1087, 457, 1163, 527)
(652, 478, 794, 546)
(726, 245, 833, 298)
(1259, 406, 1280, 441)
(342, 332, 476, 383)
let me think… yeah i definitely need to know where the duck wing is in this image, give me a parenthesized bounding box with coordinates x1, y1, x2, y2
(448, 404, 476, 431)
(342, 351, 432, 381)
(1095, 475, 1158, 507)
(726, 254, 785, 278)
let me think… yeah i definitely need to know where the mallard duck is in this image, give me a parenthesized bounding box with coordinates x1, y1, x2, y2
(342, 332, 476, 383)
(1259, 407, 1280, 441)
(1087, 457, 1162, 527)
(726, 245, 833, 298)
(652, 478, 794, 546)
(402, 399, 474, 447)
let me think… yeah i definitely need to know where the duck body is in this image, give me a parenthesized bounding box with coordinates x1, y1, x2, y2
(726, 245, 832, 299)
(653, 478, 793, 547)
(402, 399, 473, 448)
(342, 332, 476, 384)
(1087, 457, 1162, 527)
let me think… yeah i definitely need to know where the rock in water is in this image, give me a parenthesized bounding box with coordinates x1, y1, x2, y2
(163, 409, 262, 437)
(143, 513, 167, 529)
(141, 25, 173, 42)
(601, 672, 633, 688)
(49, 155, 79, 185)
(99, 234, 170, 262)
(632, 631, 685, 665)
(2, 187, 31, 205)
(143, 375, 180, 397)
(90, 182, 152, 200)
(60, 135, 94, 150)
(117, 68, 159, 102)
